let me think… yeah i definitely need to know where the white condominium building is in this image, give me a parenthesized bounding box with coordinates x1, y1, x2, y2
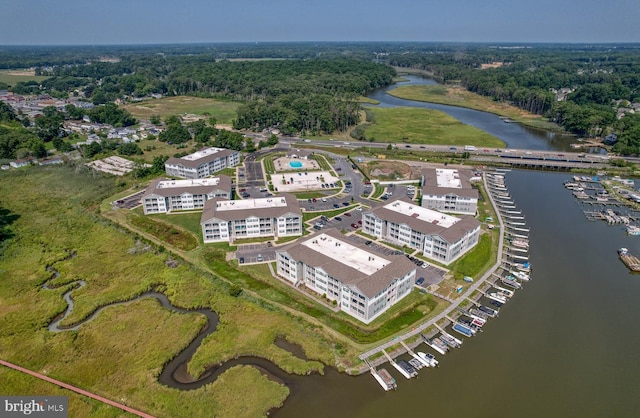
(276, 228, 416, 323)
(362, 198, 481, 265)
(141, 176, 232, 214)
(421, 168, 479, 215)
(201, 194, 302, 243)
(165, 147, 240, 179)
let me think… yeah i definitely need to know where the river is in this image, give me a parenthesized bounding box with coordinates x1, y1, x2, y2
(366, 75, 577, 151)
(273, 79, 640, 418)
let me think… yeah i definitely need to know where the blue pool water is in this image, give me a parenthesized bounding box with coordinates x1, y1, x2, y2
(289, 161, 303, 168)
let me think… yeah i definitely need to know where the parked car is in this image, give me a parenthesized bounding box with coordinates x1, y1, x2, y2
(351, 223, 358, 228)
(335, 216, 342, 221)
(342, 202, 349, 206)
(239, 257, 245, 264)
(416, 277, 425, 285)
(333, 203, 340, 208)
(257, 254, 263, 262)
(365, 240, 372, 245)
(344, 212, 352, 217)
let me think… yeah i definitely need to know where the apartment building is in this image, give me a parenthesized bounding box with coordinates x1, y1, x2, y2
(362, 198, 481, 265)
(165, 147, 240, 179)
(141, 175, 232, 214)
(201, 193, 302, 243)
(421, 168, 479, 215)
(276, 228, 416, 323)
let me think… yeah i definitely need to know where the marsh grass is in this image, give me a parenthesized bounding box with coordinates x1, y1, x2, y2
(0, 166, 331, 417)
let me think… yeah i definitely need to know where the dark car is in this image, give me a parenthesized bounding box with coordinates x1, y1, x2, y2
(335, 216, 342, 221)
(365, 240, 372, 245)
(342, 202, 349, 206)
(416, 277, 425, 285)
(333, 203, 340, 208)
(239, 257, 245, 264)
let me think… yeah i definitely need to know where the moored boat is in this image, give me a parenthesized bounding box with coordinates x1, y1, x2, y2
(417, 351, 438, 367)
(478, 305, 499, 317)
(510, 270, 530, 281)
(488, 292, 507, 303)
(627, 225, 640, 236)
(453, 323, 475, 337)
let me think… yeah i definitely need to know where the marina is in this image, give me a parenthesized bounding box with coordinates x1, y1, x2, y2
(357, 168, 532, 391)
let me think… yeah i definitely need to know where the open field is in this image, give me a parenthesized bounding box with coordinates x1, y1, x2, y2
(0, 165, 334, 417)
(388, 84, 562, 130)
(123, 96, 240, 124)
(0, 69, 49, 86)
(361, 106, 505, 147)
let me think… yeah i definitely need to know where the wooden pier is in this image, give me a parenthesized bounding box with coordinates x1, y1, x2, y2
(619, 250, 640, 272)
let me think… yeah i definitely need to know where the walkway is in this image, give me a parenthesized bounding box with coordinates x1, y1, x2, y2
(0, 359, 155, 418)
(359, 170, 506, 361)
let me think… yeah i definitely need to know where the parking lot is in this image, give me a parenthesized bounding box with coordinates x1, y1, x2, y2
(236, 241, 276, 264)
(307, 207, 363, 232)
(114, 189, 146, 209)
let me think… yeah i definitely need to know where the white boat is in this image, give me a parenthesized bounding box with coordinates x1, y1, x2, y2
(510, 270, 530, 281)
(417, 351, 439, 367)
(627, 225, 640, 236)
(511, 238, 529, 249)
(514, 262, 531, 272)
(470, 315, 486, 326)
(488, 292, 508, 303)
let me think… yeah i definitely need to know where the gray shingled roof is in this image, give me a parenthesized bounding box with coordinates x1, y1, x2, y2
(368, 197, 480, 241)
(421, 167, 479, 199)
(278, 228, 416, 298)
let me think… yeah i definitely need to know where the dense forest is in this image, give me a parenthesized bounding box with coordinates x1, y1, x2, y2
(2, 43, 640, 153)
(24, 56, 395, 136)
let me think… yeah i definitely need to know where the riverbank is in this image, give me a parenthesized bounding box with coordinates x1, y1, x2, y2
(387, 83, 565, 132)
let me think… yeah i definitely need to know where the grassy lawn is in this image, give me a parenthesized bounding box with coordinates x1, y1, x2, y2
(123, 96, 240, 124)
(0, 69, 49, 86)
(360, 106, 505, 148)
(388, 84, 562, 131)
(0, 165, 336, 417)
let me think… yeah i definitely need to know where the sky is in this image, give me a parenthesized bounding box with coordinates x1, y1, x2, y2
(3, 0, 639, 45)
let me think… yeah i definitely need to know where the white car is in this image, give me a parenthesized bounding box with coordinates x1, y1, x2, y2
(322, 198, 327, 202)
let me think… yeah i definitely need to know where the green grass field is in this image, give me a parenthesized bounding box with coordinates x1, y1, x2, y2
(0, 70, 49, 86)
(360, 106, 505, 147)
(123, 96, 241, 124)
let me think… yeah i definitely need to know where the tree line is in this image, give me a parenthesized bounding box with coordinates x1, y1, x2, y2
(388, 44, 640, 153)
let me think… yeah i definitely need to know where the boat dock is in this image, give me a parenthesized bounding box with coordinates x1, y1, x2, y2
(382, 349, 414, 379)
(618, 248, 640, 272)
(358, 169, 530, 390)
(400, 341, 432, 368)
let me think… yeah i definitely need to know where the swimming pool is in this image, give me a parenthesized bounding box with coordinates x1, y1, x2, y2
(289, 161, 303, 168)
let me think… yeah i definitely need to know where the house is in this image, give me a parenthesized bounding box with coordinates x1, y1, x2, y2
(165, 147, 240, 179)
(286, 149, 314, 159)
(201, 193, 302, 243)
(420, 168, 479, 215)
(362, 198, 481, 265)
(141, 175, 232, 214)
(276, 228, 416, 323)
(38, 157, 64, 166)
(10, 158, 36, 168)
